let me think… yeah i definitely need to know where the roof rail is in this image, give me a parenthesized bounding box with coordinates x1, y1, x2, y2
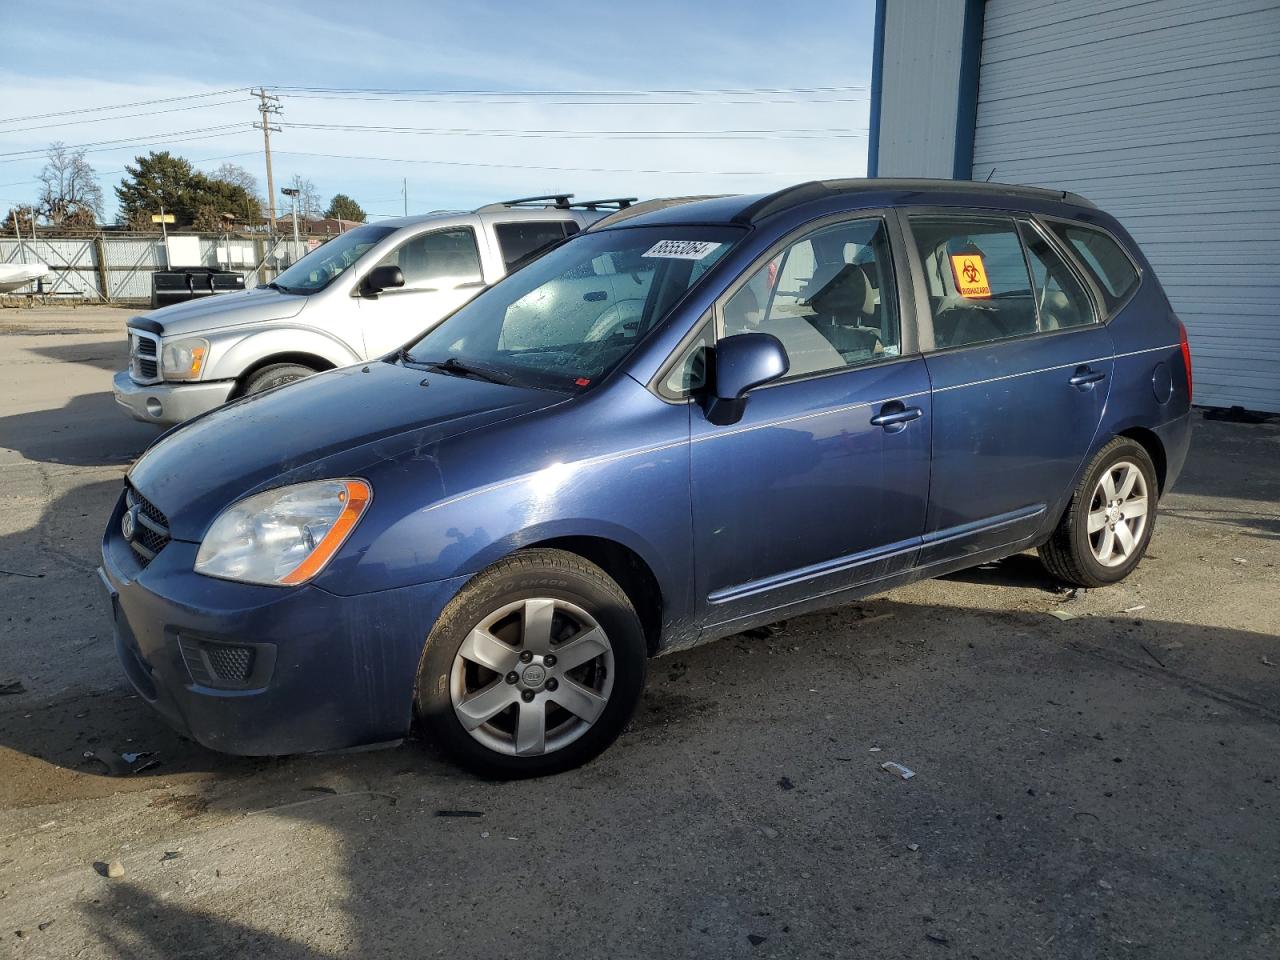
(586, 195, 729, 231)
(475, 194, 574, 212)
(732, 178, 1096, 224)
(572, 197, 637, 211)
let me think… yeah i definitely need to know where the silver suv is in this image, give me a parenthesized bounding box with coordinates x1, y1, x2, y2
(113, 195, 629, 425)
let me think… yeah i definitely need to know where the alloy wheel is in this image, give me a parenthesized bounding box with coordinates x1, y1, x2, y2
(449, 597, 614, 757)
(1088, 460, 1149, 567)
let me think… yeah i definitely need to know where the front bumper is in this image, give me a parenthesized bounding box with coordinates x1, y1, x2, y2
(100, 492, 469, 755)
(112, 371, 235, 426)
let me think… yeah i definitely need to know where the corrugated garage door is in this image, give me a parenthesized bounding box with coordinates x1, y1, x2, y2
(971, 0, 1280, 412)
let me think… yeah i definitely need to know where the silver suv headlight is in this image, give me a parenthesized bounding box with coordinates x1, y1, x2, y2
(194, 480, 372, 586)
(161, 337, 209, 381)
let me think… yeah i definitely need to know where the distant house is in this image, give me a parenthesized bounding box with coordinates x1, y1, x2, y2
(273, 217, 364, 236)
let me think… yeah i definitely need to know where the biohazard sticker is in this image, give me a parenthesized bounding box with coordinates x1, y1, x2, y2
(950, 253, 991, 299)
(643, 240, 722, 260)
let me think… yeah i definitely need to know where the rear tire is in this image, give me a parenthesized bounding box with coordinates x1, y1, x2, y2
(415, 549, 647, 778)
(1039, 437, 1158, 587)
(242, 363, 316, 396)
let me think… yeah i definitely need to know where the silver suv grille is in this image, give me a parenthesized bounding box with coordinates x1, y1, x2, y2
(129, 330, 161, 384)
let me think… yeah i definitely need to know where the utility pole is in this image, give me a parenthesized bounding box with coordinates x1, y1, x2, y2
(252, 88, 282, 232)
(402, 178, 408, 216)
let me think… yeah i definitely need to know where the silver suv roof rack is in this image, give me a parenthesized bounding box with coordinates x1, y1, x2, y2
(475, 194, 575, 212)
(573, 197, 637, 211)
(474, 195, 638, 213)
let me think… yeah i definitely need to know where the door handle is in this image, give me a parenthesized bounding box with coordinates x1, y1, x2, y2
(583, 290, 608, 302)
(870, 402, 923, 431)
(1068, 366, 1106, 388)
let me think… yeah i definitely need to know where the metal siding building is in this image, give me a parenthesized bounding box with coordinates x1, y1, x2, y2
(869, 0, 1280, 412)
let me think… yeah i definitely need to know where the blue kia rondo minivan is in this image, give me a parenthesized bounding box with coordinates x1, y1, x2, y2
(101, 180, 1193, 776)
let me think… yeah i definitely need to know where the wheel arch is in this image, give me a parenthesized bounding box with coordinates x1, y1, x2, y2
(1116, 426, 1167, 495)
(231, 352, 337, 398)
(521, 535, 664, 656)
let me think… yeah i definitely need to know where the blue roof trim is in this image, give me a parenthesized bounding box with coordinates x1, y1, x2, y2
(867, 0, 887, 178)
(952, 0, 986, 179)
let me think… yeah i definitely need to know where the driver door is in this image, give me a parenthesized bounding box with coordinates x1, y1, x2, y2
(358, 226, 488, 357)
(689, 214, 932, 630)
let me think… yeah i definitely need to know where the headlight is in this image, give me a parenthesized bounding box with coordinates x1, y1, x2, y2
(161, 337, 209, 381)
(194, 480, 372, 586)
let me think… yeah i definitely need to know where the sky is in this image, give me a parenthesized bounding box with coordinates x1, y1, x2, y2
(1, 0, 876, 223)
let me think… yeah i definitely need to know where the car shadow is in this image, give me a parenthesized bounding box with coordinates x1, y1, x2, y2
(25, 339, 128, 372)
(0, 389, 157, 467)
(937, 551, 1064, 592)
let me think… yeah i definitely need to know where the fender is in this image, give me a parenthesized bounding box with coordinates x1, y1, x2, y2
(203, 323, 364, 381)
(316, 379, 699, 640)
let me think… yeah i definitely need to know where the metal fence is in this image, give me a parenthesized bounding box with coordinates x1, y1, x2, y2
(0, 232, 311, 303)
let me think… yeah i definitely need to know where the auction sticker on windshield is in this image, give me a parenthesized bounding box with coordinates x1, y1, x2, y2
(643, 240, 723, 260)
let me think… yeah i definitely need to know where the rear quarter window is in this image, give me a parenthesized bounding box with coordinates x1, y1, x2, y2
(1047, 223, 1140, 312)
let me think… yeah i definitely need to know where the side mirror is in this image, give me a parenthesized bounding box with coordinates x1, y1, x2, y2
(705, 333, 789, 425)
(362, 264, 405, 297)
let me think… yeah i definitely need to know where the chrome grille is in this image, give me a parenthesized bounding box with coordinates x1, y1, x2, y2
(124, 486, 171, 566)
(129, 329, 161, 384)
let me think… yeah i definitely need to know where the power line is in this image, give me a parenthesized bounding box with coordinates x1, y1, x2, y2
(271, 83, 869, 97)
(273, 149, 820, 177)
(0, 88, 249, 126)
(279, 122, 867, 141)
(283, 92, 869, 107)
(0, 98, 251, 135)
(0, 126, 253, 162)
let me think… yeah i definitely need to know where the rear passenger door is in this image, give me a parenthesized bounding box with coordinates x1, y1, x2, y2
(901, 211, 1115, 566)
(687, 213, 932, 630)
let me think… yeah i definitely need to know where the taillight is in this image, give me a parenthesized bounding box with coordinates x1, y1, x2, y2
(1177, 320, 1193, 403)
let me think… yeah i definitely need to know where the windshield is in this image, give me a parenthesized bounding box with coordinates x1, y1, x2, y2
(403, 225, 743, 391)
(268, 224, 396, 294)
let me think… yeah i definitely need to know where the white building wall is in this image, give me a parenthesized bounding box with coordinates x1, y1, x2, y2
(875, 0, 971, 178)
(971, 0, 1280, 412)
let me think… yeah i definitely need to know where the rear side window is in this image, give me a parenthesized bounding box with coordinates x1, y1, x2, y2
(494, 221, 571, 271)
(1019, 222, 1096, 331)
(1047, 222, 1140, 311)
(910, 216, 1038, 349)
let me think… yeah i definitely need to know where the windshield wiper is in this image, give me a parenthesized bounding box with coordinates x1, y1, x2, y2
(417, 356, 514, 385)
(264, 281, 293, 294)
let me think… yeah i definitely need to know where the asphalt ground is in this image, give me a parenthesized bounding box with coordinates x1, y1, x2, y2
(1, 306, 1277, 959)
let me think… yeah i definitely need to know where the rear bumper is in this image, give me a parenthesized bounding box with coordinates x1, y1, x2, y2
(100, 492, 469, 756)
(112, 371, 235, 426)
(1154, 410, 1193, 494)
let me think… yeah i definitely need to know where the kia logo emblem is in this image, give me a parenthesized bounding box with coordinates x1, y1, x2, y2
(121, 507, 137, 542)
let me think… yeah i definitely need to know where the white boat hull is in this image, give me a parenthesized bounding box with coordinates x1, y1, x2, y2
(0, 263, 51, 293)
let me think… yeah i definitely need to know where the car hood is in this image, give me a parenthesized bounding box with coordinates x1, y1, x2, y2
(133, 286, 308, 337)
(128, 361, 566, 541)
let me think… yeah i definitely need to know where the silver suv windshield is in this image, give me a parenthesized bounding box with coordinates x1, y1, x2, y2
(402, 225, 743, 391)
(267, 224, 396, 294)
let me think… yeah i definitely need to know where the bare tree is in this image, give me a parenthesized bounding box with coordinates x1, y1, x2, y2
(212, 162, 260, 201)
(284, 174, 325, 220)
(38, 142, 103, 226)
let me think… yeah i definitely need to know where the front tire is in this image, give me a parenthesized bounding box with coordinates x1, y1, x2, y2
(1039, 437, 1158, 587)
(415, 549, 647, 778)
(242, 362, 316, 397)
